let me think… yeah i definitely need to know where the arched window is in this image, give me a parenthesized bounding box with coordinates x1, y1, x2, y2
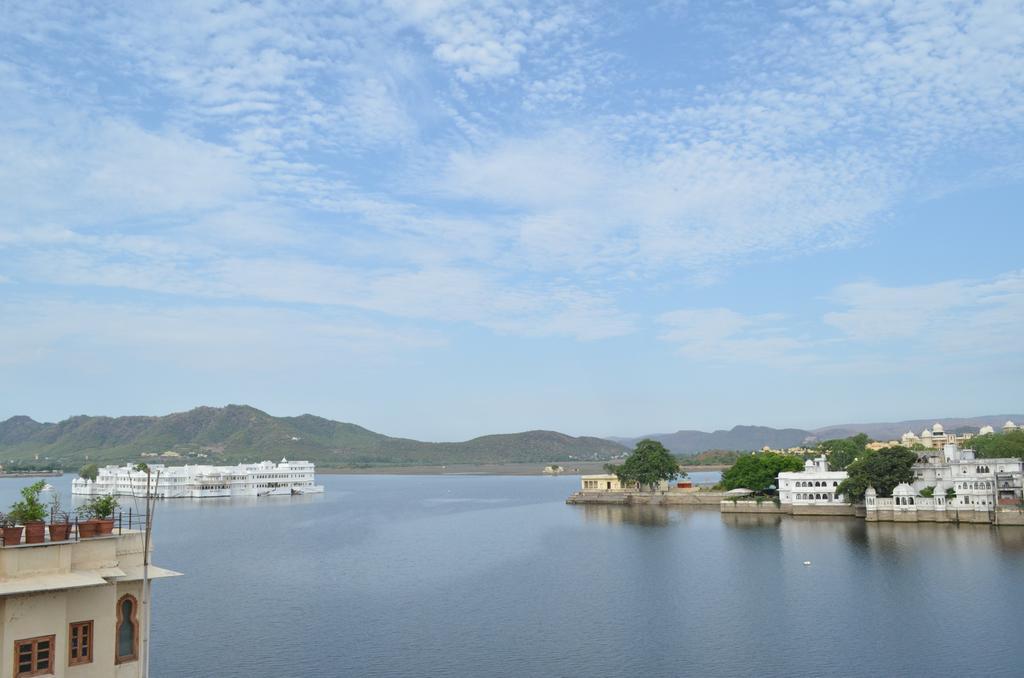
(116, 594, 139, 664)
(833, 481, 838, 487)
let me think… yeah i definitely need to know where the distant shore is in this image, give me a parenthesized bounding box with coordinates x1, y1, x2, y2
(319, 462, 728, 476)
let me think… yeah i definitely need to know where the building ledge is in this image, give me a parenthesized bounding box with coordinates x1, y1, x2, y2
(0, 571, 108, 596)
(113, 565, 183, 581)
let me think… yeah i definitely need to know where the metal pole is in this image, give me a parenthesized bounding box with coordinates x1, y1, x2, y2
(140, 467, 158, 678)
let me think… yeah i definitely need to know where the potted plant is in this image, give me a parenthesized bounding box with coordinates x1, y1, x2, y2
(0, 513, 23, 546)
(48, 494, 72, 542)
(75, 504, 98, 538)
(9, 481, 48, 544)
(89, 494, 119, 535)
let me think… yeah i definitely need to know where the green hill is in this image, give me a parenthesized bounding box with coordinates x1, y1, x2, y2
(0, 405, 627, 469)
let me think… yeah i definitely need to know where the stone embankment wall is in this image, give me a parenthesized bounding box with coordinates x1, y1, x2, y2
(566, 491, 725, 506)
(719, 501, 858, 517)
(995, 510, 1024, 526)
(567, 492, 1024, 526)
(866, 507, 1024, 525)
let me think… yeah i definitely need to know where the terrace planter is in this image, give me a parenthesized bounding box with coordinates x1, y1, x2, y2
(95, 519, 115, 535)
(2, 526, 23, 546)
(24, 522, 46, 544)
(48, 523, 71, 542)
(78, 520, 98, 538)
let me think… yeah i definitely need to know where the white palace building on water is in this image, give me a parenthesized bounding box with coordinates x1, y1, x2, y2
(777, 455, 848, 505)
(72, 459, 324, 498)
(775, 423, 1024, 523)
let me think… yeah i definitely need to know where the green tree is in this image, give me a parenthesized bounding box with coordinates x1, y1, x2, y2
(606, 439, 683, 491)
(721, 453, 804, 493)
(818, 434, 869, 471)
(971, 430, 1024, 459)
(79, 463, 99, 481)
(837, 446, 917, 503)
(9, 480, 48, 524)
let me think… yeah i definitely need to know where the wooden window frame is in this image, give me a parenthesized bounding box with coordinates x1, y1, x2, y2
(115, 594, 139, 664)
(68, 620, 94, 666)
(14, 634, 55, 678)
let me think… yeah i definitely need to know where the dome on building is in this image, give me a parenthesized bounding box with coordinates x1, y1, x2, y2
(1004, 420, 1018, 430)
(892, 483, 916, 497)
(932, 423, 944, 433)
(921, 429, 933, 437)
(865, 486, 877, 497)
(979, 425, 995, 435)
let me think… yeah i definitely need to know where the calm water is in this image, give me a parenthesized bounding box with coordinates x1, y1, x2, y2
(3, 473, 1023, 677)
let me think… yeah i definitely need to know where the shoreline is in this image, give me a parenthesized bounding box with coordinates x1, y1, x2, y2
(319, 462, 728, 476)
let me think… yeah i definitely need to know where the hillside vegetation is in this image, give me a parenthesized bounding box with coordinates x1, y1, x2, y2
(0, 405, 627, 469)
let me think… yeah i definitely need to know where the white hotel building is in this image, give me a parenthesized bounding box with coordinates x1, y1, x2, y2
(909, 442, 1023, 509)
(72, 459, 324, 498)
(777, 455, 848, 506)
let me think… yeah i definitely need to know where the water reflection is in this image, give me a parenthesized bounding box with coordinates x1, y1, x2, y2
(577, 504, 671, 527)
(994, 526, 1024, 552)
(720, 512, 783, 529)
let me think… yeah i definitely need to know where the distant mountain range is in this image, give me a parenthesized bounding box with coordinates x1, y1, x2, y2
(612, 416, 1023, 455)
(0, 405, 627, 469)
(2, 406, 1020, 469)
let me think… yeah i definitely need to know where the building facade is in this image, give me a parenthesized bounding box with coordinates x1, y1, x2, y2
(777, 456, 848, 506)
(579, 474, 673, 492)
(911, 443, 1024, 509)
(0, 530, 180, 678)
(72, 459, 323, 498)
(866, 443, 1024, 524)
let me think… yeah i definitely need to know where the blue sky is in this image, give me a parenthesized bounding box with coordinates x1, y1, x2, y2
(1, 1, 1022, 440)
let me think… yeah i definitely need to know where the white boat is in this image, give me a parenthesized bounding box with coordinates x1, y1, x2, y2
(71, 458, 325, 499)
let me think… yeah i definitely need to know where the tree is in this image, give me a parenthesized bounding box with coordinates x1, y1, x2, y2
(79, 463, 99, 482)
(9, 480, 48, 524)
(818, 434, 869, 471)
(836, 445, 917, 503)
(971, 430, 1024, 460)
(721, 452, 804, 493)
(606, 439, 683, 491)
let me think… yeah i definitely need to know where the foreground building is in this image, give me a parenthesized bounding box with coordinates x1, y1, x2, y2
(0, 529, 180, 677)
(777, 455, 848, 506)
(72, 459, 324, 498)
(580, 474, 649, 492)
(866, 443, 1024, 525)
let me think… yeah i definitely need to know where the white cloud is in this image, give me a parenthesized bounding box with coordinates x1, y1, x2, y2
(0, 116, 254, 229)
(3, 0, 1023, 362)
(824, 271, 1024, 356)
(658, 270, 1024, 369)
(389, 0, 576, 81)
(657, 308, 812, 365)
(438, 131, 888, 272)
(0, 298, 445, 370)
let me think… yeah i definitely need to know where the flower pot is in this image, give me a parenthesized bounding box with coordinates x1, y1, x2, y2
(24, 522, 46, 544)
(95, 519, 115, 535)
(2, 526, 24, 546)
(48, 523, 71, 542)
(78, 520, 98, 538)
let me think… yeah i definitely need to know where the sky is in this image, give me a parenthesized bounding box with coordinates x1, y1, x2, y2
(1, 0, 1023, 441)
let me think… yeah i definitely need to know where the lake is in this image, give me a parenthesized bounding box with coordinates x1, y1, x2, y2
(2, 473, 1023, 677)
